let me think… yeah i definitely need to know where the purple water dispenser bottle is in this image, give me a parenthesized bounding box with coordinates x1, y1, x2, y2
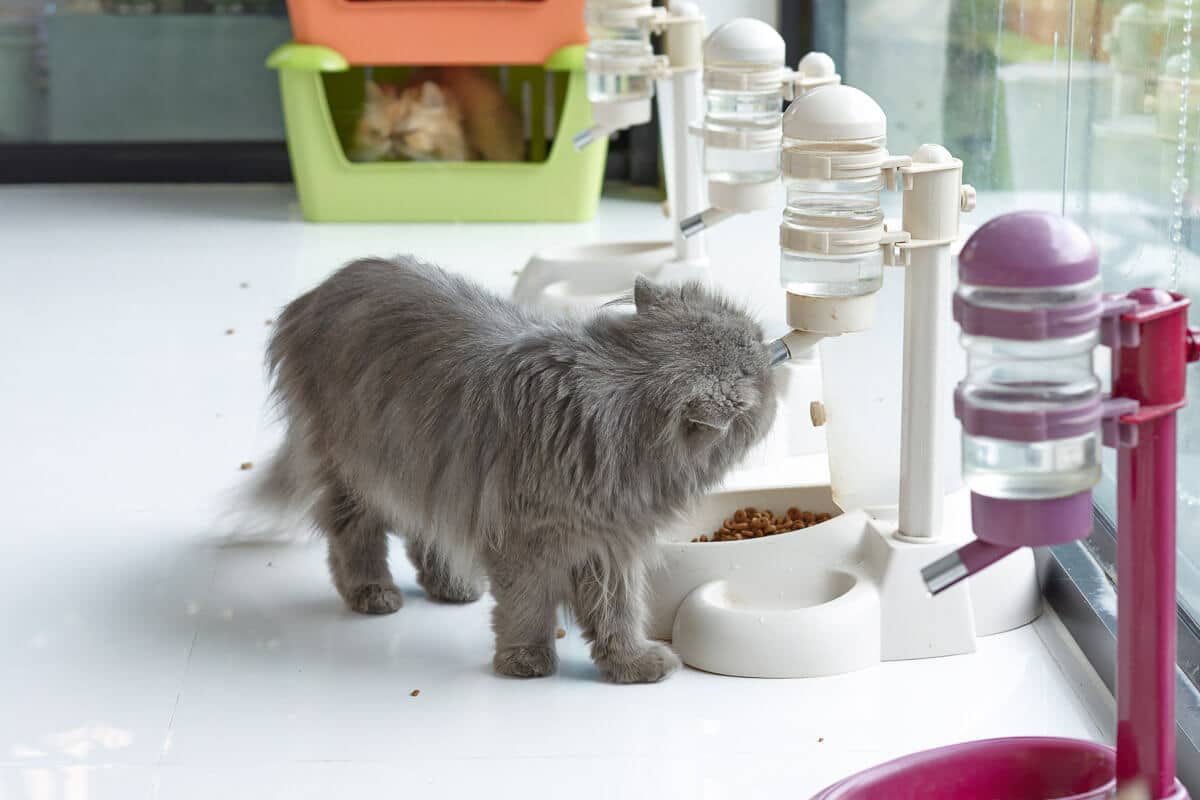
(921, 211, 1106, 593)
(811, 210, 1198, 800)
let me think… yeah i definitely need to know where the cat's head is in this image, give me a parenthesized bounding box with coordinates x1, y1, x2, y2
(625, 276, 776, 454)
(351, 80, 469, 163)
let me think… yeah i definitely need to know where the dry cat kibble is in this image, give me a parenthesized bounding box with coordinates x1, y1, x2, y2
(555, 627, 566, 639)
(239, 462, 254, 471)
(691, 505, 832, 543)
(410, 689, 420, 697)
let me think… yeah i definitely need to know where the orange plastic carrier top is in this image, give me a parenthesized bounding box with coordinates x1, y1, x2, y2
(285, 0, 588, 66)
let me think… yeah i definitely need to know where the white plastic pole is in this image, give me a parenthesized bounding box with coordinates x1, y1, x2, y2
(656, 0, 707, 279)
(897, 144, 966, 541)
(898, 238, 950, 540)
(666, 67, 706, 266)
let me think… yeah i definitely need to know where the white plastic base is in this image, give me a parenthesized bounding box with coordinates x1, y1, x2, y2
(648, 465, 1041, 678)
(513, 243, 712, 311)
(673, 568, 880, 678)
(591, 96, 653, 132)
(786, 291, 877, 334)
(708, 178, 777, 212)
(512, 241, 676, 310)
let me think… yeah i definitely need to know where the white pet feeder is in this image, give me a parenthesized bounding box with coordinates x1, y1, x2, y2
(646, 81, 1041, 679)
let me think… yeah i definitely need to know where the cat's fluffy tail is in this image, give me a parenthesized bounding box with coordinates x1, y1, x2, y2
(222, 433, 320, 543)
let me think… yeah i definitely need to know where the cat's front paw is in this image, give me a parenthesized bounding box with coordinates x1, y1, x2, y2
(493, 645, 558, 678)
(345, 583, 404, 615)
(419, 573, 484, 604)
(598, 642, 681, 684)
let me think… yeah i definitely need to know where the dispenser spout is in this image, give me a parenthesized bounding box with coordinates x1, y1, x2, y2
(921, 540, 1017, 595)
(572, 125, 608, 151)
(680, 207, 736, 238)
(767, 329, 830, 366)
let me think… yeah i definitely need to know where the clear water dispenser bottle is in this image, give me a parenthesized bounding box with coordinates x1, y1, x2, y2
(779, 84, 888, 329)
(575, 0, 664, 148)
(921, 211, 1109, 594)
(954, 213, 1105, 502)
(699, 18, 787, 210)
(681, 34, 839, 238)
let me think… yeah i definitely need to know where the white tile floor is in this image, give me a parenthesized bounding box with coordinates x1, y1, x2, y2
(0, 185, 1109, 800)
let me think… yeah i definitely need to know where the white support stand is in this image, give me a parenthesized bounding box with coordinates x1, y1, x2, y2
(658, 0, 707, 284)
(894, 144, 970, 541)
(899, 255, 949, 539)
(656, 65, 709, 283)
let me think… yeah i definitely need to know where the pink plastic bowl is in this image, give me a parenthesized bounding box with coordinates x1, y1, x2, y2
(811, 737, 1117, 800)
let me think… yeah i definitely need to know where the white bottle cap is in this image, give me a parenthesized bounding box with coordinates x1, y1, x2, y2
(703, 18, 785, 66)
(796, 51, 836, 79)
(782, 84, 886, 142)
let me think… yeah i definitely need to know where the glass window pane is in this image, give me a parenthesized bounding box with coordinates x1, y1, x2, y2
(817, 0, 1200, 618)
(1, 0, 290, 144)
(1, 1, 47, 141)
(1064, 0, 1200, 620)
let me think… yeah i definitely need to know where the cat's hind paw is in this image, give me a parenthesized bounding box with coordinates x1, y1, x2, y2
(598, 642, 681, 684)
(493, 645, 558, 679)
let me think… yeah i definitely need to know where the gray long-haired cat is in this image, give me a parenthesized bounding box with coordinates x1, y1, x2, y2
(257, 256, 777, 683)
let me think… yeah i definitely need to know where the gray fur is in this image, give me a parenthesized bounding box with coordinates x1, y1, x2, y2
(260, 256, 777, 683)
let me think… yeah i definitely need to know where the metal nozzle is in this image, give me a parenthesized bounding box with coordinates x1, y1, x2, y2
(572, 125, 602, 151)
(921, 540, 1018, 596)
(767, 329, 830, 368)
(680, 211, 707, 238)
(921, 552, 970, 596)
(680, 207, 735, 238)
(767, 338, 792, 367)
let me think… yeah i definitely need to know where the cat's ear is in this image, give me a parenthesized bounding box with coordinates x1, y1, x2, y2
(633, 275, 672, 313)
(364, 80, 384, 102)
(678, 281, 710, 304)
(419, 81, 447, 108)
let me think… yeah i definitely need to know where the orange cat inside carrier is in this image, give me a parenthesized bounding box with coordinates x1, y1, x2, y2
(270, 0, 604, 222)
